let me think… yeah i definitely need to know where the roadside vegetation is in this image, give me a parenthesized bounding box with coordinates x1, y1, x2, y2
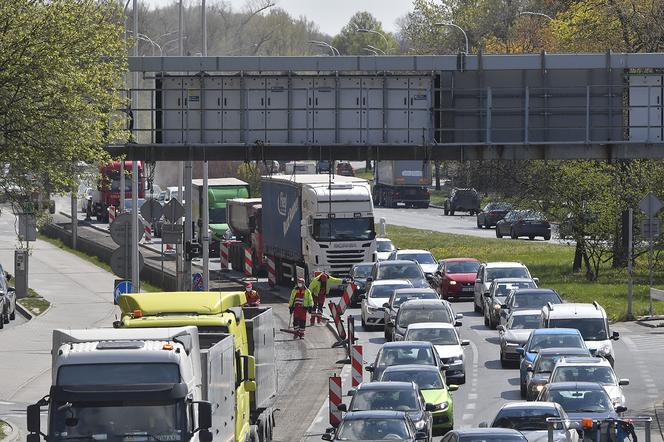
(17, 288, 50, 316)
(384, 224, 662, 321)
(37, 234, 165, 293)
(0, 420, 8, 439)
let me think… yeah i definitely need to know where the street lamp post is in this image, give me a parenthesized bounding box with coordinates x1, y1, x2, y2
(357, 28, 391, 54)
(365, 44, 385, 55)
(309, 40, 339, 56)
(434, 22, 469, 54)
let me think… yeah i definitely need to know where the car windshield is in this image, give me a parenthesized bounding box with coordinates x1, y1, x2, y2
(51, 401, 186, 441)
(508, 314, 541, 330)
(544, 388, 612, 413)
(492, 408, 561, 431)
(399, 253, 436, 265)
(377, 347, 436, 367)
(528, 334, 585, 352)
(494, 282, 535, 297)
(512, 292, 561, 309)
(378, 263, 424, 280)
(377, 240, 395, 252)
(551, 366, 617, 385)
(353, 265, 374, 278)
(393, 293, 438, 308)
(57, 363, 180, 385)
(487, 267, 529, 281)
(486, 203, 512, 211)
(534, 355, 578, 374)
(381, 370, 444, 389)
(548, 318, 608, 341)
(336, 418, 410, 441)
(459, 436, 527, 442)
(398, 307, 452, 328)
(370, 284, 411, 299)
(446, 261, 480, 274)
(313, 218, 375, 242)
(405, 328, 459, 345)
(350, 389, 419, 412)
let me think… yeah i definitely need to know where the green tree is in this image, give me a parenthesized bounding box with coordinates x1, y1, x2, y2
(0, 0, 127, 214)
(331, 11, 399, 55)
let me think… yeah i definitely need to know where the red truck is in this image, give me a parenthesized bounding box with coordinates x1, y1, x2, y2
(89, 160, 144, 222)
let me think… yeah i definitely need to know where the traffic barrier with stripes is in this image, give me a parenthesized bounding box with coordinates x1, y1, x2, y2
(267, 256, 276, 287)
(351, 345, 363, 387)
(338, 282, 356, 315)
(164, 243, 175, 254)
(329, 375, 342, 427)
(108, 206, 116, 223)
(144, 224, 152, 243)
(328, 300, 347, 341)
(220, 241, 230, 270)
(243, 247, 253, 276)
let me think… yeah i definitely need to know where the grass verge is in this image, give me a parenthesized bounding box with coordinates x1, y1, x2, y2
(384, 224, 662, 321)
(37, 234, 165, 292)
(0, 420, 8, 439)
(17, 288, 50, 316)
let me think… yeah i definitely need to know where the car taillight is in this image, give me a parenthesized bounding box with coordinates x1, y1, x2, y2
(489, 211, 498, 216)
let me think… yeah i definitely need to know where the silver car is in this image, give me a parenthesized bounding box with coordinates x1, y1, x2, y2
(0, 266, 16, 327)
(497, 309, 541, 367)
(483, 401, 579, 442)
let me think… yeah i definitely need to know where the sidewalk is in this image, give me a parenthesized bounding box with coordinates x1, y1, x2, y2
(0, 209, 117, 404)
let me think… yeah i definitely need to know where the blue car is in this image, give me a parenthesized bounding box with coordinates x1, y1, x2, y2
(516, 328, 587, 398)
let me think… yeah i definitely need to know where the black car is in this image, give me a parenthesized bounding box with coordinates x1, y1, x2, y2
(537, 382, 627, 426)
(367, 260, 430, 293)
(477, 202, 512, 229)
(322, 410, 425, 441)
(443, 188, 480, 216)
(340, 381, 434, 439)
(393, 299, 460, 342)
(349, 262, 374, 306)
(441, 428, 527, 442)
(366, 341, 446, 382)
(316, 160, 332, 173)
(483, 278, 537, 329)
(525, 347, 592, 401)
(496, 210, 551, 240)
(384, 288, 440, 342)
(499, 288, 563, 326)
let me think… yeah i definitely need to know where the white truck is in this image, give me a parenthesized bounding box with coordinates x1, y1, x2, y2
(27, 304, 277, 442)
(259, 174, 377, 284)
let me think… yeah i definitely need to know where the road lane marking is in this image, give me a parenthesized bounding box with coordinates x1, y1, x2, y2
(462, 413, 474, 421)
(466, 403, 476, 410)
(468, 393, 478, 400)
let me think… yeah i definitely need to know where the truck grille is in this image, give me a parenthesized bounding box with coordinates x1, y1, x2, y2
(326, 249, 368, 275)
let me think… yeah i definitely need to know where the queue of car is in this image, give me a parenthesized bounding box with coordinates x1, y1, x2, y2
(331, 247, 628, 442)
(475, 202, 552, 241)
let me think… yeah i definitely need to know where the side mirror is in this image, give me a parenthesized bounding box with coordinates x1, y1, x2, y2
(348, 389, 355, 397)
(533, 277, 540, 284)
(454, 320, 462, 327)
(365, 365, 375, 372)
(475, 278, 482, 284)
(615, 405, 627, 413)
(455, 313, 464, 320)
(199, 430, 213, 442)
(483, 292, 491, 297)
(497, 325, 505, 332)
(619, 379, 630, 386)
(27, 435, 41, 442)
(366, 277, 373, 283)
(461, 339, 470, 346)
(197, 401, 212, 430)
(425, 403, 436, 412)
(27, 403, 42, 433)
(448, 384, 459, 391)
(526, 366, 533, 372)
(479, 422, 489, 428)
(5, 272, 11, 281)
(612, 331, 620, 340)
(516, 347, 525, 355)
(500, 304, 508, 309)
(322, 432, 334, 441)
(415, 431, 428, 440)
(359, 294, 366, 300)
(426, 274, 434, 281)
(383, 303, 390, 309)
(337, 403, 347, 412)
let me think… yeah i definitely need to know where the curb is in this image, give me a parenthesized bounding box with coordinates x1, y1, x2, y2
(636, 320, 664, 328)
(1, 419, 20, 442)
(14, 301, 33, 321)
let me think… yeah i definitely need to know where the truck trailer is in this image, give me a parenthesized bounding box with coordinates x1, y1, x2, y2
(228, 174, 376, 284)
(89, 160, 145, 222)
(191, 178, 250, 253)
(373, 160, 431, 208)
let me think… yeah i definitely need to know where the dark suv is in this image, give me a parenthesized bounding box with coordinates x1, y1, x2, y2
(444, 188, 481, 216)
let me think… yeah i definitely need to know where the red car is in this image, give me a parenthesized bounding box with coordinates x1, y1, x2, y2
(432, 258, 481, 300)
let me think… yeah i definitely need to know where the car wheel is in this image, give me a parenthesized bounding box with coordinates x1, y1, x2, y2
(484, 313, 489, 326)
(500, 351, 507, 368)
(450, 210, 455, 216)
(529, 236, 535, 240)
(473, 298, 481, 313)
(458, 375, 466, 385)
(496, 227, 503, 238)
(3, 313, 8, 324)
(490, 316, 497, 330)
(0, 317, 3, 329)
(520, 381, 527, 398)
(10, 310, 15, 320)
(510, 228, 518, 239)
(361, 314, 366, 329)
(444, 208, 449, 216)
(477, 218, 482, 228)
(544, 233, 551, 241)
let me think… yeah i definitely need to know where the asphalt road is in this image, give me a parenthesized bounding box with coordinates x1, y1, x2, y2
(331, 297, 664, 439)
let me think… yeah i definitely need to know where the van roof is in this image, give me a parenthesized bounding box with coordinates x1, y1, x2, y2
(543, 302, 606, 319)
(119, 291, 245, 316)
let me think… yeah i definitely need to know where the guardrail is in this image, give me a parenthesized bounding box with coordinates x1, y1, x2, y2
(546, 416, 653, 442)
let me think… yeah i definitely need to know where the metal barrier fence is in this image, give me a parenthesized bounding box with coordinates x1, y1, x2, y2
(545, 416, 653, 442)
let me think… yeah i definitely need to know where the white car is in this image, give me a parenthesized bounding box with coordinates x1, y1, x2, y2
(361, 279, 412, 330)
(485, 401, 579, 442)
(404, 322, 469, 384)
(473, 262, 534, 312)
(375, 237, 395, 261)
(549, 356, 629, 408)
(387, 249, 438, 276)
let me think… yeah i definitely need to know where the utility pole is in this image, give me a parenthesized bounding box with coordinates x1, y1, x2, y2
(176, 0, 184, 290)
(627, 208, 633, 320)
(71, 192, 77, 250)
(130, 0, 140, 292)
(201, 0, 210, 290)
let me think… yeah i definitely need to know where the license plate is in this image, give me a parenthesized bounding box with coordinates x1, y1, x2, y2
(462, 287, 474, 292)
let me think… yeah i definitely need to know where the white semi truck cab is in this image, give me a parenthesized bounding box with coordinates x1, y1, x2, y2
(27, 327, 214, 442)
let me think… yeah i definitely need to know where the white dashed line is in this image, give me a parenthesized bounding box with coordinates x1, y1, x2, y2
(462, 414, 474, 421)
(466, 403, 476, 410)
(468, 393, 478, 400)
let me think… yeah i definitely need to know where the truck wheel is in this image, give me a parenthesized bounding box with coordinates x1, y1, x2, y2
(450, 210, 455, 216)
(544, 233, 551, 241)
(510, 229, 518, 239)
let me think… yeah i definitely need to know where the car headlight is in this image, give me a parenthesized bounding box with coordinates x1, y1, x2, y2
(536, 384, 545, 392)
(494, 304, 501, 310)
(367, 306, 381, 313)
(597, 344, 612, 356)
(415, 420, 426, 430)
(449, 281, 457, 285)
(433, 401, 449, 411)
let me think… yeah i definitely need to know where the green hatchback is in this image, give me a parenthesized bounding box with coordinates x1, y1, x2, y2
(380, 364, 458, 435)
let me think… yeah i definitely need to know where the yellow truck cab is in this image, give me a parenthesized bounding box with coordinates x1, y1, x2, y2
(117, 291, 277, 442)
